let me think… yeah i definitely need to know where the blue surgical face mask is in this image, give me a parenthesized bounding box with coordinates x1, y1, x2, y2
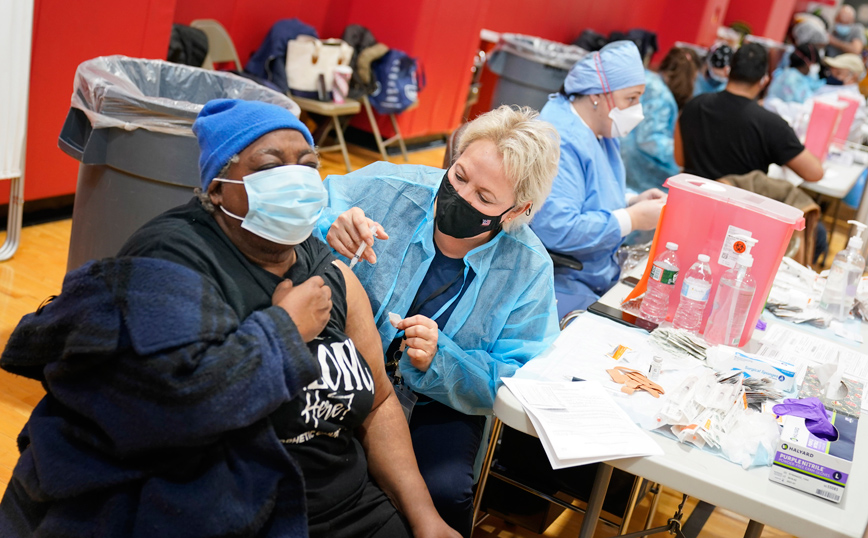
(213, 165, 327, 245)
(708, 70, 728, 84)
(835, 23, 851, 36)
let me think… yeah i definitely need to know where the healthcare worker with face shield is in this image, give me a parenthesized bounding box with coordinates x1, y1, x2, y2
(531, 41, 666, 318)
(318, 106, 561, 537)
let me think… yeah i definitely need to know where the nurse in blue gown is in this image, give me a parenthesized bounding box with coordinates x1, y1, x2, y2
(531, 41, 666, 317)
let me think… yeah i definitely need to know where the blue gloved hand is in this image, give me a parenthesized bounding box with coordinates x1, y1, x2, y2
(773, 397, 839, 441)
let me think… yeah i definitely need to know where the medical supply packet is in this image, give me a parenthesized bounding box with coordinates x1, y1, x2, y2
(769, 411, 859, 503)
(730, 351, 796, 393)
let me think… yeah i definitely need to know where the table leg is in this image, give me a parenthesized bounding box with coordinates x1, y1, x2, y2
(578, 463, 614, 538)
(743, 519, 764, 538)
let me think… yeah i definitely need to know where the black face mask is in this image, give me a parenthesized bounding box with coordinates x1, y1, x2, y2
(826, 75, 844, 86)
(435, 170, 513, 239)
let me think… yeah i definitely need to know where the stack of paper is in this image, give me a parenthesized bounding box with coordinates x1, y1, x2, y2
(502, 378, 664, 469)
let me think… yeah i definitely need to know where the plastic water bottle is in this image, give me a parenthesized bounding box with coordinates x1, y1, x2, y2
(672, 254, 713, 333)
(640, 242, 680, 323)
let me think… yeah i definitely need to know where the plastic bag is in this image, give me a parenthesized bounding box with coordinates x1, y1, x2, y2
(488, 33, 588, 74)
(70, 55, 301, 137)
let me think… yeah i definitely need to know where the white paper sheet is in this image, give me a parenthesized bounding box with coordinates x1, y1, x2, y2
(502, 378, 664, 469)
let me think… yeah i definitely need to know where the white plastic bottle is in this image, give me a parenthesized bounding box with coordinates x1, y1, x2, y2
(640, 242, 680, 323)
(820, 220, 868, 320)
(672, 254, 713, 333)
(704, 237, 758, 347)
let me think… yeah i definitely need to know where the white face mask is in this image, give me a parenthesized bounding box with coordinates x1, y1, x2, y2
(809, 63, 821, 78)
(213, 165, 327, 245)
(608, 103, 644, 138)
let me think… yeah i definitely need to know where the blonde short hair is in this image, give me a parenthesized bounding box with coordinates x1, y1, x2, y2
(457, 105, 560, 231)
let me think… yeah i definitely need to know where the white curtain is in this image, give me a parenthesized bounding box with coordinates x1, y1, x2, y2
(0, 0, 35, 180)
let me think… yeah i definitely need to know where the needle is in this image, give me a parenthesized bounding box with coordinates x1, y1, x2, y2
(349, 225, 378, 269)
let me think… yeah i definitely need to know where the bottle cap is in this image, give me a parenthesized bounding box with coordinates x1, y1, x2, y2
(698, 254, 710, 263)
(735, 237, 758, 268)
(847, 220, 867, 250)
(666, 242, 678, 251)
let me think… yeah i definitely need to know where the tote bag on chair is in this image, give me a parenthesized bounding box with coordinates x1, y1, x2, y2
(286, 35, 353, 101)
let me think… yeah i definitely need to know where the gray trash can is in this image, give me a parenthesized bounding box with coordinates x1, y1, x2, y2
(487, 34, 587, 111)
(59, 55, 302, 271)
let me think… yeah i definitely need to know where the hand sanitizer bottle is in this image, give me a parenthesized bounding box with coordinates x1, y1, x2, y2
(820, 220, 868, 320)
(704, 236, 758, 347)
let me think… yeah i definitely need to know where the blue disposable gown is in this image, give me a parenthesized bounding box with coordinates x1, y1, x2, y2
(621, 70, 680, 194)
(532, 94, 627, 317)
(767, 67, 825, 103)
(693, 72, 726, 96)
(315, 162, 559, 415)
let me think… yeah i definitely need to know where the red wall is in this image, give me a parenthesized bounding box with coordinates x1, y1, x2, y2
(20, 0, 175, 205)
(725, 0, 798, 40)
(22, 0, 803, 205)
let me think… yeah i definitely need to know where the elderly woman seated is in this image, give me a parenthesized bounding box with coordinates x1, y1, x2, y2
(0, 99, 457, 538)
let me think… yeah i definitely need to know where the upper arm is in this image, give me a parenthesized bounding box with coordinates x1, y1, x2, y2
(786, 148, 824, 182)
(673, 116, 684, 167)
(335, 260, 392, 409)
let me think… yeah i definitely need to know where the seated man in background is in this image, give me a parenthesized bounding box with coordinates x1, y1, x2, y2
(676, 43, 827, 264)
(675, 42, 824, 184)
(815, 53, 867, 144)
(826, 4, 866, 58)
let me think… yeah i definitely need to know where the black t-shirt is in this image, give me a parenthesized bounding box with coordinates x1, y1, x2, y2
(118, 198, 375, 524)
(679, 90, 805, 180)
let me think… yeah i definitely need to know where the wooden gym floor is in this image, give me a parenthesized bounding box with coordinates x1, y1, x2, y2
(0, 141, 824, 537)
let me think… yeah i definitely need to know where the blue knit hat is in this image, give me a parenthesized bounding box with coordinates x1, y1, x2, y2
(564, 41, 645, 96)
(193, 99, 315, 190)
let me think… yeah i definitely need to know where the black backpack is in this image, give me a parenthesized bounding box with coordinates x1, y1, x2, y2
(342, 24, 380, 97)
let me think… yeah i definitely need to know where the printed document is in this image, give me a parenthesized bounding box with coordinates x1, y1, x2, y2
(502, 378, 664, 469)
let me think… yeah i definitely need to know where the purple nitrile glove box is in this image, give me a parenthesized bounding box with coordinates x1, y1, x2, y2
(769, 411, 859, 503)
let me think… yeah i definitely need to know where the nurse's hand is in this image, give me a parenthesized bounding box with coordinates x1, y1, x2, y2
(273, 277, 332, 342)
(625, 198, 666, 231)
(628, 188, 667, 205)
(395, 315, 439, 372)
(327, 208, 389, 265)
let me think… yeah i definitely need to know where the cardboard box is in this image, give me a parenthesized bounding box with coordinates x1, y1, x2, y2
(769, 411, 858, 503)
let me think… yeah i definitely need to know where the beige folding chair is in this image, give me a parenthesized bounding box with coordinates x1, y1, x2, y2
(190, 19, 242, 71)
(361, 95, 415, 162)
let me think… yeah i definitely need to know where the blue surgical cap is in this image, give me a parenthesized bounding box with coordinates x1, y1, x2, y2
(564, 41, 645, 96)
(193, 99, 315, 191)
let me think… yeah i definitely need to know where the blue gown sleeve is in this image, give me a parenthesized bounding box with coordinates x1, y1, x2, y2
(634, 91, 680, 179)
(399, 261, 559, 415)
(531, 144, 624, 257)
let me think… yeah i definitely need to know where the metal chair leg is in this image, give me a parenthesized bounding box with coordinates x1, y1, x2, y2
(0, 169, 25, 261)
(471, 416, 503, 527)
(388, 112, 409, 161)
(362, 96, 389, 161)
(618, 476, 644, 534)
(644, 482, 661, 529)
(331, 115, 352, 173)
